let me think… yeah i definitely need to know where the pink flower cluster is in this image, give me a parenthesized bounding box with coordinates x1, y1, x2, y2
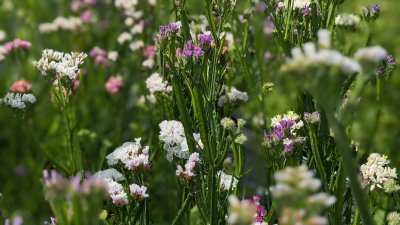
(252, 196, 267, 223)
(71, 0, 97, 12)
(89, 47, 108, 66)
(176, 152, 201, 180)
(3, 39, 31, 53)
(129, 183, 149, 201)
(10, 80, 32, 93)
(105, 76, 124, 94)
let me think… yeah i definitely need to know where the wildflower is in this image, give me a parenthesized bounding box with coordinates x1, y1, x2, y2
(159, 120, 189, 161)
(89, 46, 109, 66)
(304, 111, 320, 124)
(3, 39, 31, 53)
(176, 152, 201, 180)
(38, 17, 83, 33)
(33, 49, 87, 80)
(264, 111, 306, 153)
(302, 4, 312, 16)
(0, 30, 6, 42)
(284, 0, 311, 9)
(335, 13, 361, 27)
(80, 10, 91, 23)
(383, 179, 400, 193)
(107, 51, 118, 61)
(0, 92, 36, 109)
(129, 184, 149, 200)
(105, 76, 124, 94)
(104, 178, 128, 206)
(217, 170, 238, 191)
(317, 29, 331, 49)
(130, 40, 144, 51)
(10, 80, 32, 93)
(117, 32, 132, 45)
(387, 212, 400, 225)
(235, 134, 248, 145)
(94, 168, 125, 181)
(106, 139, 150, 171)
(387, 55, 396, 66)
(360, 153, 397, 190)
(145, 73, 171, 94)
(218, 86, 249, 107)
(354, 46, 388, 63)
(44, 217, 56, 225)
(197, 32, 214, 49)
(227, 195, 256, 225)
(221, 117, 236, 131)
(4, 216, 23, 225)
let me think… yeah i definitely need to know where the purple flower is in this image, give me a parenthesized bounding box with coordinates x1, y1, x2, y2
(367, 4, 380, 14)
(283, 139, 294, 152)
(167, 22, 181, 33)
(302, 5, 312, 16)
(387, 55, 396, 65)
(198, 33, 214, 47)
(193, 46, 204, 57)
(293, 28, 299, 35)
(272, 127, 284, 139)
(279, 119, 295, 129)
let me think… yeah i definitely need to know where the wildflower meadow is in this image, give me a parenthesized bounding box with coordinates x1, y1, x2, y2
(1, 0, 400, 224)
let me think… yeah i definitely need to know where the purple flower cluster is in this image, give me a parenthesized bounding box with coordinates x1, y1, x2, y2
(197, 33, 214, 48)
(264, 112, 306, 153)
(158, 22, 182, 40)
(366, 4, 380, 15)
(176, 152, 201, 180)
(177, 40, 205, 59)
(253, 196, 267, 223)
(387, 55, 396, 66)
(363, 4, 380, 20)
(302, 4, 312, 16)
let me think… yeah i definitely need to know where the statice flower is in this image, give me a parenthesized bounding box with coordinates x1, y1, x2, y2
(354, 46, 388, 63)
(104, 178, 128, 206)
(218, 86, 249, 107)
(105, 76, 124, 94)
(33, 49, 87, 80)
(4, 216, 23, 225)
(145, 73, 171, 94)
(335, 13, 361, 28)
(363, 4, 380, 20)
(94, 168, 125, 181)
(176, 152, 201, 181)
(129, 184, 149, 201)
(284, 0, 311, 9)
(89, 46, 109, 66)
(387, 212, 400, 225)
(227, 195, 257, 225)
(282, 30, 361, 74)
(117, 32, 132, 45)
(106, 138, 150, 171)
(159, 120, 188, 161)
(0, 30, 6, 42)
(303, 111, 320, 124)
(3, 39, 31, 53)
(264, 111, 306, 153)
(270, 166, 335, 225)
(218, 170, 238, 191)
(360, 153, 398, 190)
(157, 21, 182, 41)
(38, 17, 83, 33)
(0, 93, 36, 109)
(10, 80, 32, 93)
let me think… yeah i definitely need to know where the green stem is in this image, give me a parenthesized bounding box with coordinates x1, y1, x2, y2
(326, 113, 375, 225)
(171, 194, 192, 225)
(307, 125, 327, 191)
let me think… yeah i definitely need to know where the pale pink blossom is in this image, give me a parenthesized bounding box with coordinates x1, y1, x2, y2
(10, 80, 32, 93)
(105, 76, 124, 94)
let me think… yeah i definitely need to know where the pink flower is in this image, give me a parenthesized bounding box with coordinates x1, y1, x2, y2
(81, 11, 91, 23)
(143, 45, 156, 59)
(4, 39, 31, 53)
(10, 80, 32, 93)
(105, 76, 124, 94)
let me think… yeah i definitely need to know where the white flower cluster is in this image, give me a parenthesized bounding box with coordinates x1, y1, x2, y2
(284, 0, 311, 9)
(218, 170, 238, 191)
(145, 73, 172, 94)
(176, 152, 201, 180)
(39, 17, 83, 33)
(354, 46, 388, 63)
(104, 178, 128, 207)
(281, 29, 361, 74)
(129, 183, 149, 201)
(33, 49, 87, 80)
(270, 166, 336, 225)
(106, 138, 150, 171)
(159, 120, 202, 161)
(94, 168, 125, 181)
(360, 153, 398, 191)
(218, 86, 249, 107)
(334, 13, 361, 27)
(0, 93, 36, 109)
(0, 30, 6, 42)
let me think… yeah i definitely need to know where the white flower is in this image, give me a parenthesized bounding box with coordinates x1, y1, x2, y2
(94, 168, 125, 181)
(354, 46, 388, 63)
(285, 0, 311, 9)
(142, 58, 155, 68)
(117, 32, 132, 45)
(129, 40, 144, 51)
(104, 179, 128, 206)
(335, 13, 360, 27)
(317, 29, 331, 49)
(39, 16, 82, 33)
(159, 120, 189, 160)
(33, 49, 87, 80)
(218, 86, 248, 107)
(360, 153, 397, 190)
(217, 171, 238, 191)
(227, 195, 256, 225)
(0, 30, 6, 42)
(129, 183, 149, 200)
(0, 93, 36, 109)
(107, 51, 118, 61)
(145, 73, 170, 94)
(106, 139, 150, 171)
